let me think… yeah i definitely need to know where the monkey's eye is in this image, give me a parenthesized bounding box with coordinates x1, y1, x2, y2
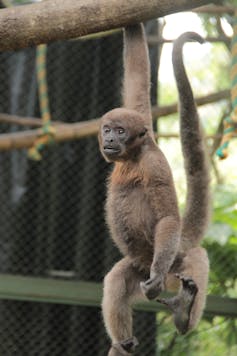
(117, 127, 125, 135)
(103, 126, 111, 134)
(139, 128, 147, 138)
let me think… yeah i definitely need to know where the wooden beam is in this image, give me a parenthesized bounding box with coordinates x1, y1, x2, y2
(0, 273, 236, 317)
(0, 0, 221, 51)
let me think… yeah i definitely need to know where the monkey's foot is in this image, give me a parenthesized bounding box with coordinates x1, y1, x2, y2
(140, 276, 164, 300)
(157, 274, 198, 334)
(110, 336, 139, 355)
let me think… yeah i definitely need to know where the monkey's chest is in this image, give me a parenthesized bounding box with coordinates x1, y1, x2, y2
(106, 186, 156, 261)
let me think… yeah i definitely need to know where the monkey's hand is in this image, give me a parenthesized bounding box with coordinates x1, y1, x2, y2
(140, 274, 164, 300)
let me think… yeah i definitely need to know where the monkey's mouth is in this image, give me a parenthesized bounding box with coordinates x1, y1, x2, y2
(103, 146, 121, 155)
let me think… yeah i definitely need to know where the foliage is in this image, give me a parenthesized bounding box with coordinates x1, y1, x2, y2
(157, 313, 237, 356)
(226, 0, 237, 6)
(157, 10, 237, 354)
(205, 184, 237, 296)
(157, 183, 237, 354)
(2, 0, 38, 6)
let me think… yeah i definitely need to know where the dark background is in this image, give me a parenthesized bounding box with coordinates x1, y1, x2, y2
(0, 21, 160, 356)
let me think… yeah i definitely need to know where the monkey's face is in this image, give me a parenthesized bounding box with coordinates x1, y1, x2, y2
(99, 108, 148, 162)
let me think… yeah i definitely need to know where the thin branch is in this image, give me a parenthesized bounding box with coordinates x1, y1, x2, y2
(0, 88, 230, 151)
(0, 113, 64, 128)
(0, 89, 230, 128)
(166, 332, 179, 353)
(210, 110, 228, 156)
(211, 155, 223, 184)
(194, 5, 235, 15)
(147, 35, 231, 46)
(152, 89, 230, 118)
(155, 133, 230, 140)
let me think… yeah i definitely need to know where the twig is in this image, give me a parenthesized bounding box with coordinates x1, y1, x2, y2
(147, 36, 230, 46)
(194, 5, 235, 15)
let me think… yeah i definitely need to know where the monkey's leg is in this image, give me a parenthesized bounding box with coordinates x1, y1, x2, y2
(102, 257, 145, 355)
(157, 274, 198, 334)
(157, 247, 209, 334)
(183, 247, 209, 331)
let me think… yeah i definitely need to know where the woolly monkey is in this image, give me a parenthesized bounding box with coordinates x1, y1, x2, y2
(98, 25, 209, 356)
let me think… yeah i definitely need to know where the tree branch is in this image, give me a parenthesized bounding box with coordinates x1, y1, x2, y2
(0, 119, 100, 151)
(0, 113, 63, 128)
(0, 89, 229, 151)
(0, 122, 231, 152)
(152, 89, 229, 118)
(0, 0, 221, 51)
(0, 89, 229, 128)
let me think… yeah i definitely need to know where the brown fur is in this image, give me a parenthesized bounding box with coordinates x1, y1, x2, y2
(99, 25, 210, 354)
(173, 33, 210, 250)
(170, 32, 210, 331)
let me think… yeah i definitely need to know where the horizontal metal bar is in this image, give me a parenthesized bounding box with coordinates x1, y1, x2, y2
(0, 273, 236, 317)
(0, 273, 102, 307)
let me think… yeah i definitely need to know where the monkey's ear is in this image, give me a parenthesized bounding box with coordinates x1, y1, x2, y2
(139, 127, 148, 138)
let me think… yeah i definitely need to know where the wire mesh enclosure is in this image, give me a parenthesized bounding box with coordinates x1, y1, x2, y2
(0, 26, 161, 355)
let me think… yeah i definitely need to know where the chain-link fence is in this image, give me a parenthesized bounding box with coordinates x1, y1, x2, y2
(0, 14, 236, 356)
(0, 23, 161, 356)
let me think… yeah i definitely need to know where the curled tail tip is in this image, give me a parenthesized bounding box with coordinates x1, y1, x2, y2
(173, 32, 205, 51)
(172, 32, 204, 73)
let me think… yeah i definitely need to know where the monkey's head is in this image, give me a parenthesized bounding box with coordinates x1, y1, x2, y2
(99, 108, 149, 162)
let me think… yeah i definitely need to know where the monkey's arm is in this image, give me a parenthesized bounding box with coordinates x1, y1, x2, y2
(123, 24, 152, 130)
(141, 215, 180, 299)
(172, 32, 210, 249)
